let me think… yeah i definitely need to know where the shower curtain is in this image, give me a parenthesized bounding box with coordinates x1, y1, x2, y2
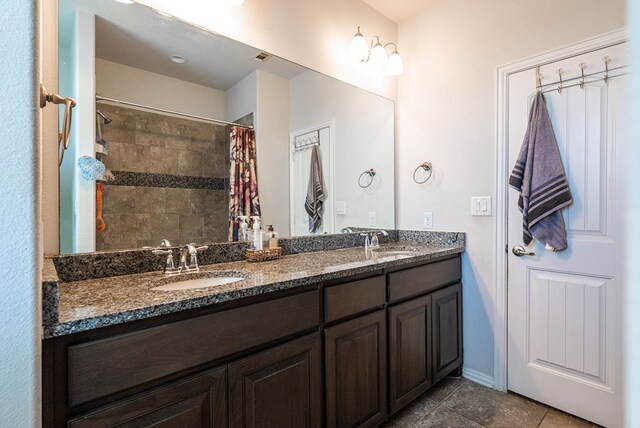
(228, 126, 261, 241)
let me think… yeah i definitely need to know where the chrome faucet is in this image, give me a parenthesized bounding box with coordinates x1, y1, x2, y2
(145, 240, 208, 276)
(369, 229, 388, 249)
(341, 227, 354, 233)
(178, 243, 208, 273)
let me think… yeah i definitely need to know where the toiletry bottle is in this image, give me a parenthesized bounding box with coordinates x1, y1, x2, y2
(238, 216, 249, 242)
(251, 216, 263, 250)
(267, 225, 279, 249)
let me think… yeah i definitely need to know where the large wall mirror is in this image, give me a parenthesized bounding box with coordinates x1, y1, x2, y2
(58, 0, 395, 254)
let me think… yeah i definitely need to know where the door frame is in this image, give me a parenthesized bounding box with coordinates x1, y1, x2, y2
(493, 28, 628, 392)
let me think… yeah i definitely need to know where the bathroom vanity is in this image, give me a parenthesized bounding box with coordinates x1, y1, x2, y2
(42, 234, 463, 427)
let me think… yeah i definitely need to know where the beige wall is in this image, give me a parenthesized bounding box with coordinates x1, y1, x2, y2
(135, 0, 398, 100)
(96, 59, 227, 119)
(396, 0, 626, 380)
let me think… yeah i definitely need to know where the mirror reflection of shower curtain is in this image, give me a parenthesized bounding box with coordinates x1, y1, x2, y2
(291, 126, 332, 236)
(229, 126, 261, 241)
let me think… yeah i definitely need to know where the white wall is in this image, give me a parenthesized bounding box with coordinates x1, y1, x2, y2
(255, 70, 291, 236)
(96, 59, 227, 119)
(396, 0, 626, 382)
(0, 1, 40, 425)
(135, 0, 397, 100)
(290, 71, 395, 232)
(626, 1, 640, 426)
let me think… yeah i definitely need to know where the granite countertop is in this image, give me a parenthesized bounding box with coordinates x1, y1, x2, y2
(43, 240, 464, 339)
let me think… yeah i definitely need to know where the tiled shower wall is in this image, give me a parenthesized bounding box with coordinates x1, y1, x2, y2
(96, 104, 229, 250)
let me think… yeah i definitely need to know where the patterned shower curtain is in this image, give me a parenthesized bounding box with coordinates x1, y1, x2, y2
(228, 126, 261, 241)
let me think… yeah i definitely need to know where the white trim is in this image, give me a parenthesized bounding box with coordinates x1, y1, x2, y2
(493, 28, 628, 393)
(463, 367, 495, 388)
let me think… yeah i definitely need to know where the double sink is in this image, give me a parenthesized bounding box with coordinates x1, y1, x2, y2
(148, 244, 419, 292)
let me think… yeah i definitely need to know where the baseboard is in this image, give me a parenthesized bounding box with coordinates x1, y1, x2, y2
(462, 367, 495, 388)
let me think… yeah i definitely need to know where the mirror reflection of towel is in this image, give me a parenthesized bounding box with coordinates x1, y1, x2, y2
(509, 92, 572, 251)
(305, 145, 325, 233)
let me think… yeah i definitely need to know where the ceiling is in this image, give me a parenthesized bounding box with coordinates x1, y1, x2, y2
(59, 0, 306, 91)
(362, 0, 441, 23)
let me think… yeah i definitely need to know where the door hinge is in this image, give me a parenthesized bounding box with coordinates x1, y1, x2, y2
(505, 244, 508, 254)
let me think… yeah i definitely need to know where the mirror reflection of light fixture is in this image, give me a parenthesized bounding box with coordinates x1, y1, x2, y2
(349, 26, 403, 75)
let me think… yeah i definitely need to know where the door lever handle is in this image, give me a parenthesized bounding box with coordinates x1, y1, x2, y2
(512, 245, 535, 257)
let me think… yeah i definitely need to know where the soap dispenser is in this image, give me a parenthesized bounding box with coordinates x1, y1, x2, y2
(250, 216, 263, 250)
(238, 216, 250, 242)
(267, 225, 279, 249)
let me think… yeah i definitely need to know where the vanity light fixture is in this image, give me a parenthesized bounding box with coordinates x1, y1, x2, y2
(225, 0, 245, 5)
(115, 0, 135, 4)
(349, 26, 403, 75)
(169, 55, 187, 64)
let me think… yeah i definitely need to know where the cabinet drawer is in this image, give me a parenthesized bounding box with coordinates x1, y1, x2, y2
(68, 367, 226, 428)
(67, 290, 319, 408)
(324, 275, 385, 323)
(388, 257, 460, 303)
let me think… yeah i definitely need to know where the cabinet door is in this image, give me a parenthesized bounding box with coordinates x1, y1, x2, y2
(68, 367, 226, 428)
(432, 283, 463, 381)
(388, 294, 432, 414)
(325, 310, 387, 428)
(229, 333, 322, 428)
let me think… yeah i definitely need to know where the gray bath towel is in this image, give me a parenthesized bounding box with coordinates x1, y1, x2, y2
(509, 92, 572, 251)
(305, 145, 325, 233)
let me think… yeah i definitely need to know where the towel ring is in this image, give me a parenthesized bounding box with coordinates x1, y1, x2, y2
(413, 162, 433, 184)
(358, 168, 376, 188)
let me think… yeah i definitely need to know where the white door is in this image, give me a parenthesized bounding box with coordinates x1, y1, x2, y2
(507, 43, 629, 427)
(290, 124, 333, 236)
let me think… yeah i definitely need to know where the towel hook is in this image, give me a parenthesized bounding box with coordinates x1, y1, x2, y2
(40, 84, 77, 166)
(413, 161, 433, 184)
(535, 66, 542, 91)
(603, 56, 610, 84)
(556, 68, 563, 93)
(358, 168, 376, 188)
(579, 63, 586, 89)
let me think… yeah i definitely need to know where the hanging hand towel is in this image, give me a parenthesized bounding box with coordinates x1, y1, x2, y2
(305, 145, 325, 233)
(509, 92, 572, 251)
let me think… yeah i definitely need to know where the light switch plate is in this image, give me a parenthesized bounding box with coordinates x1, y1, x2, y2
(368, 211, 376, 226)
(423, 212, 433, 229)
(336, 201, 347, 215)
(471, 196, 492, 216)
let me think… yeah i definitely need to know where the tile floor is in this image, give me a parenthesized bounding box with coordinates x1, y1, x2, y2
(382, 377, 601, 428)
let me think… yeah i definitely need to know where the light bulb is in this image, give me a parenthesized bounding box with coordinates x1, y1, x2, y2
(349, 29, 369, 62)
(225, 0, 245, 5)
(385, 50, 403, 75)
(369, 41, 388, 69)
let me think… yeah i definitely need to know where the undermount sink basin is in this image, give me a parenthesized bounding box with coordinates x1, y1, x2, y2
(149, 271, 246, 291)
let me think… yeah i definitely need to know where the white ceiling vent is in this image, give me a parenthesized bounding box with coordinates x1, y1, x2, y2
(254, 52, 271, 62)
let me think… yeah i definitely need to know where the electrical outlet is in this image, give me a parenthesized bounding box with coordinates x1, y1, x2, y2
(423, 212, 433, 229)
(368, 211, 377, 226)
(336, 201, 347, 215)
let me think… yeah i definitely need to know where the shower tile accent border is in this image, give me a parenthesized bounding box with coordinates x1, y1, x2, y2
(50, 230, 465, 283)
(100, 171, 229, 190)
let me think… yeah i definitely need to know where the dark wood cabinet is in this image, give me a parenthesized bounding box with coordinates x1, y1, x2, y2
(325, 310, 387, 428)
(388, 294, 432, 414)
(45, 254, 463, 428)
(228, 333, 322, 428)
(432, 282, 463, 382)
(67, 367, 227, 428)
